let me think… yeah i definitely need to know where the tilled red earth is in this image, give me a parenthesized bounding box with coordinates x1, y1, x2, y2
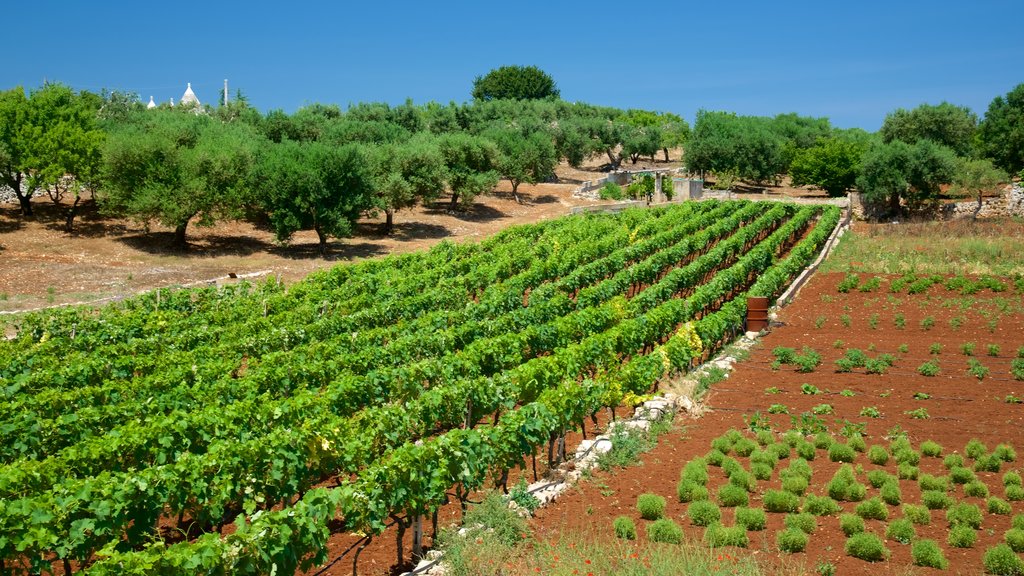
(531, 272, 1024, 575)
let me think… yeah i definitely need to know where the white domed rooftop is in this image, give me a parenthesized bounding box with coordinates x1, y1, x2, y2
(180, 82, 200, 106)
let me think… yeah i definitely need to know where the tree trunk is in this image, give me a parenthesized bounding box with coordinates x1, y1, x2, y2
(510, 180, 522, 204)
(16, 190, 33, 217)
(384, 209, 395, 234)
(315, 227, 328, 257)
(663, 147, 670, 162)
(64, 196, 81, 233)
(974, 190, 983, 220)
(889, 192, 901, 217)
(172, 221, 189, 249)
(449, 192, 460, 209)
(605, 149, 621, 170)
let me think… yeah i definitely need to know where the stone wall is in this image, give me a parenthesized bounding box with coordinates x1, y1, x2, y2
(851, 184, 1024, 221)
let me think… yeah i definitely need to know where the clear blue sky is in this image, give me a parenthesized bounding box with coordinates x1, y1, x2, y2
(6, 1, 1022, 131)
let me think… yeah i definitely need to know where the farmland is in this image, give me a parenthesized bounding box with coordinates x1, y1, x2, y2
(525, 228, 1024, 576)
(0, 200, 840, 575)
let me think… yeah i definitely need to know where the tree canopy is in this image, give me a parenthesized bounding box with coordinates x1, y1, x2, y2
(789, 136, 866, 197)
(472, 66, 560, 101)
(879, 102, 977, 157)
(976, 83, 1024, 174)
(856, 139, 957, 215)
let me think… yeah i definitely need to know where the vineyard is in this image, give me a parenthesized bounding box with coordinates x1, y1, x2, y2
(0, 200, 841, 575)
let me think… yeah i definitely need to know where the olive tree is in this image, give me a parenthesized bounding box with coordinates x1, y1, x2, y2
(367, 136, 447, 233)
(977, 83, 1024, 174)
(879, 102, 977, 157)
(857, 139, 957, 216)
(436, 133, 500, 208)
(484, 127, 558, 201)
(472, 65, 559, 101)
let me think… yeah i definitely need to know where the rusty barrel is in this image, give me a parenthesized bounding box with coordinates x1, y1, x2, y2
(747, 296, 770, 332)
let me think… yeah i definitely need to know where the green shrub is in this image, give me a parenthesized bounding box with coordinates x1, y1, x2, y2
(966, 480, 991, 498)
(949, 524, 978, 548)
(867, 445, 889, 466)
(803, 494, 841, 516)
(867, 470, 891, 489)
(755, 429, 775, 446)
(951, 466, 977, 485)
(921, 440, 943, 457)
(647, 518, 684, 544)
(828, 465, 867, 502)
(902, 503, 931, 525)
(704, 523, 749, 548)
(845, 532, 889, 562)
(976, 454, 1004, 473)
(989, 497, 1013, 515)
(947, 502, 984, 529)
(751, 447, 780, 469)
(894, 448, 921, 466)
(613, 516, 636, 540)
(785, 512, 817, 534)
(944, 453, 965, 469)
(687, 500, 721, 527)
(983, 543, 1024, 575)
(922, 490, 953, 510)
(797, 441, 816, 461)
(706, 448, 726, 466)
(917, 359, 941, 376)
(751, 462, 773, 481)
(848, 434, 867, 453)
(733, 437, 758, 457)
(782, 475, 809, 496)
(1014, 513, 1024, 530)
(911, 538, 949, 569)
(728, 469, 756, 492)
(880, 482, 902, 506)
(735, 506, 767, 531)
(721, 457, 744, 478)
(995, 444, 1018, 463)
(814, 432, 833, 450)
(1008, 485, 1024, 502)
(1006, 528, 1024, 553)
(855, 497, 889, 521)
(966, 438, 989, 460)
(764, 489, 801, 513)
(637, 493, 666, 520)
(840, 513, 865, 536)
(777, 527, 809, 553)
(919, 473, 949, 492)
(897, 463, 920, 480)
(718, 483, 750, 508)
(885, 518, 916, 544)
(676, 479, 709, 503)
(598, 181, 625, 200)
(680, 458, 709, 485)
(1005, 472, 1023, 487)
(829, 442, 856, 463)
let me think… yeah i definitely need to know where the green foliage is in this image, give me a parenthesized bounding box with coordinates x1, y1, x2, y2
(1005, 472, 1023, 487)
(947, 502, 984, 529)
(735, 507, 767, 531)
(898, 464, 920, 481)
(676, 479, 709, 503)
(472, 65, 559, 101)
(598, 181, 624, 200)
(486, 127, 557, 195)
(840, 513, 865, 536)
(437, 132, 500, 207)
(983, 544, 1024, 575)
(829, 442, 857, 463)
(918, 473, 949, 492)
(950, 466, 977, 485)
(976, 454, 1003, 473)
(856, 138, 958, 215)
(686, 110, 789, 184)
(718, 483, 750, 507)
(867, 470, 892, 489)
(1007, 485, 1024, 502)
(764, 489, 801, 513)
(995, 444, 1017, 462)
(686, 500, 721, 527)
(828, 465, 867, 502)
(733, 437, 758, 457)
(989, 497, 1013, 516)
(777, 527, 809, 553)
(613, 516, 637, 540)
(903, 504, 932, 525)
(784, 512, 817, 534)
(508, 479, 541, 513)
(646, 518, 684, 544)
(789, 136, 865, 196)
(917, 359, 941, 377)
(1006, 528, 1024, 553)
(855, 497, 889, 521)
(703, 523, 749, 548)
(885, 518, 916, 544)
(911, 539, 949, 569)
(1014, 514, 1024, 531)
(949, 524, 978, 548)
(782, 475, 809, 497)
(944, 454, 965, 469)
(923, 490, 953, 510)
(880, 481, 902, 506)
(977, 83, 1024, 173)
(680, 458, 709, 485)
(880, 101, 977, 156)
(803, 494, 841, 516)
(920, 441, 943, 458)
(867, 445, 889, 466)
(751, 462, 774, 481)
(845, 532, 889, 562)
(965, 481, 992, 498)
(637, 493, 666, 520)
